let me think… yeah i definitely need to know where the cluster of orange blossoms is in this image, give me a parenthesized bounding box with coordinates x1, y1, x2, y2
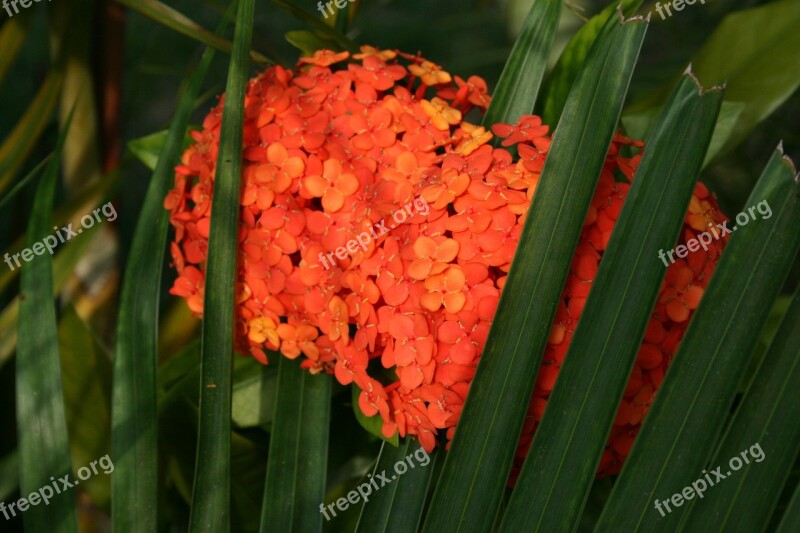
(165, 47, 729, 478)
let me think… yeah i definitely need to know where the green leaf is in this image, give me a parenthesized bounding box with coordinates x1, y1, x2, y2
(128, 130, 169, 171)
(355, 439, 438, 533)
(352, 384, 399, 447)
(623, 101, 746, 168)
(776, 481, 800, 533)
(59, 306, 113, 509)
(539, 0, 642, 127)
(0, 10, 31, 84)
(0, 214, 104, 368)
(16, 111, 78, 533)
(681, 287, 800, 530)
(0, 153, 53, 212)
(188, 0, 256, 529)
(689, 0, 800, 154)
(481, 0, 562, 128)
(0, 69, 63, 193)
(624, 0, 800, 160)
(232, 357, 277, 429)
(115, 0, 272, 64)
(268, 0, 358, 52)
(112, 7, 232, 531)
(260, 356, 331, 532)
(285, 30, 341, 57)
(0, 451, 19, 503)
(421, 12, 648, 532)
(502, 72, 723, 532)
(597, 146, 800, 530)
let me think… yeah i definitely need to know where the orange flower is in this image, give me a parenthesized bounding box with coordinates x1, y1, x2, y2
(165, 49, 728, 483)
(408, 60, 452, 86)
(420, 97, 462, 131)
(302, 159, 360, 212)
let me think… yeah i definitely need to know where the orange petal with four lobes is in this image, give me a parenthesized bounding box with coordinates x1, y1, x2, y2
(436, 239, 459, 262)
(408, 259, 433, 281)
(413, 236, 437, 259)
(684, 285, 704, 309)
(666, 298, 690, 322)
(389, 314, 415, 339)
(322, 188, 346, 212)
(443, 291, 466, 313)
(394, 343, 417, 366)
(420, 291, 443, 312)
(303, 175, 328, 197)
(336, 173, 360, 195)
(444, 267, 467, 290)
(398, 364, 425, 389)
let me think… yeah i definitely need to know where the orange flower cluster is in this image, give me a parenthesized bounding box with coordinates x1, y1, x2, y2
(165, 48, 728, 476)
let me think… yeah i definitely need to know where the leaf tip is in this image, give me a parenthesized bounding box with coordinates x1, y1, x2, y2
(776, 141, 800, 182)
(683, 64, 725, 95)
(617, 4, 649, 24)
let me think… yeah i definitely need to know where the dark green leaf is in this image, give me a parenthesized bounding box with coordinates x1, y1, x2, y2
(261, 356, 331, 532)
(355, 439, 438, 533)
(268, 0, 358, 52)
(539, 0, 642, 127)
(681, 286, 800, 530)
(59, 306, 113, 509)
(115, 0, 271, 64)
(188, 0, 256, 529)
(776, 481, 800, 533)
(421, 12, 648, 532)
(502, 72, 723, 532)
(481, 0, 562, 128)
(597, 146, 800, 530)
(16, 112, 78, 533)
(112, 6, 232, 531)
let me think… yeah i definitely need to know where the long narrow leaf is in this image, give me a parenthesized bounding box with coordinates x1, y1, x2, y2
(0, 10, 31, 83)
(16, 115, 77, 532)
(481, 0, 562, 128)
(355, 439, 438, 533)
(502, 71, 723, 532)
(776, 482, 800, 533)
(115, 0, 271, 64)
(422, 12, 648, 532)
(539, 0, 642, 127)
(260, 357, 331, 532)
(188, 0, 255, 529)
(111, 9, 233, 531)
(682, 286, 800, 530)
(0, 69, 63, 192)
(597, 145, 800, 531)
(268, 0, 358, 52)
